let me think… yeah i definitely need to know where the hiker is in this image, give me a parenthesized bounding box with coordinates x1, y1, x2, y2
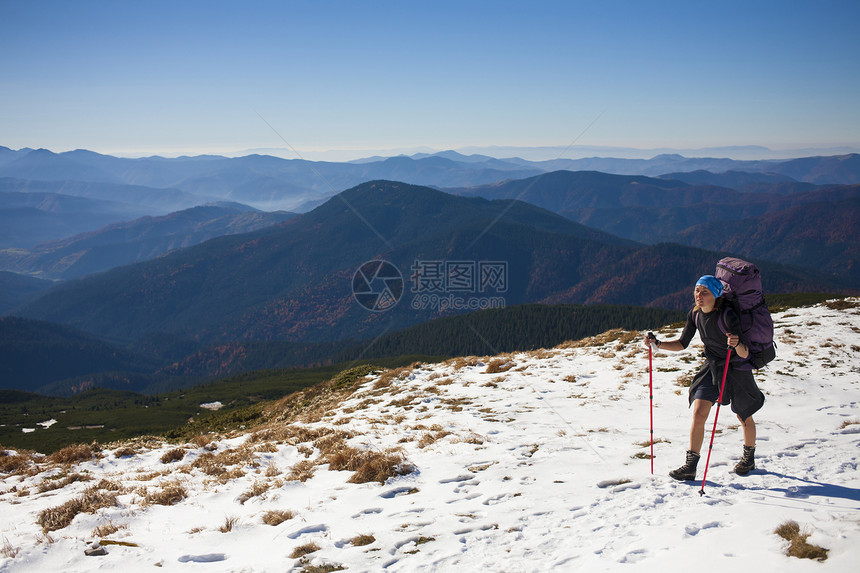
(644, 275, 765, 480)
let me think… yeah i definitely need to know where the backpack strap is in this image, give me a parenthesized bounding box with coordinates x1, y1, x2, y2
(717, 306, 729, 336)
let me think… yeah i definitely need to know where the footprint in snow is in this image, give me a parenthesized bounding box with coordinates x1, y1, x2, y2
(684, 521, 721, 536)
(439, 474, 473, 484)
(178, 553, 227, 563)
(596, 478, 635, 489)
(351, 507, 383, 518)
(380, 487, 418, 499)
(619, 548, 648, 564)
(286, 523, 328, 539)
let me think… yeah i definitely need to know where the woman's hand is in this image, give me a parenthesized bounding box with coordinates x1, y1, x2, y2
(644, 332, 659, 350)
(726, 333, 750, 358)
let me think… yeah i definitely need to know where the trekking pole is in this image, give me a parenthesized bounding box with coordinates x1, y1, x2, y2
(699, 346, 733, 496)
(647, 332, 657, 475)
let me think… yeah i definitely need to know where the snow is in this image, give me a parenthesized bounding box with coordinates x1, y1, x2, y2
(1, 300, 859, 572)
(200, 402, 224, 411)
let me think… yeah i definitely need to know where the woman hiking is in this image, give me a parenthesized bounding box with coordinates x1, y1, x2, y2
(645, 275, 765, 480)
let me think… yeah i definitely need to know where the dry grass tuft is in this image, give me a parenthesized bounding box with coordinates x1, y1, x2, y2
(37, 472, 93, 493)
(351, 533, 376, 546)
(238, 480, 270, 504)
(92, 520, 123, 538)
(113, 447, 137, 458)
(314, 430, 355, 455)
(418, 430, 451, 449)
(94, 478, 124, 492)
(262, 509, 295, 526)
(484, 358, 515, 374)
(839, 419, 859, 429)
(47, 443, 99, 465)
(0, 448, 35, 475)
(144, 482, 187, 506)
(388, 394, 421, 409)
(529, 348, 554, 360)
(823, 299, 858, 311)
(192, 446, 256, 477)
(2, 537, 19, 559)
(290, 542, 321, 559)
(191, 433, 217, 449)
(287, 459, 317, 482)
(452, 432, 485, 445)
(675, 372, 694, 387)
(324, 445, 414, 484)
(560, 329, 637, 349)
(347, 449, 414, 484)
(160, 448, 186, 464)
(265, 461, 281, 477)
(448, 356, 486, 371)
(774, 521, 829, 561)
(325, 446, 365, 472)
(37, 487, 118, 532)
(374, 365, 417, 389)
(219, 515, 239, 533)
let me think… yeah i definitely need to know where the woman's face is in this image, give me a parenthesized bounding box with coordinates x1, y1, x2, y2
(694, 285, 715, 309)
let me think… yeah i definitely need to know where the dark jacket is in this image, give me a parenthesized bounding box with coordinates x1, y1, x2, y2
(678, 304, 765, 420)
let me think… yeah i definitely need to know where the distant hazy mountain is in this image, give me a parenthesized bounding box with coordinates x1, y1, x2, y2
(0, 148, 543, 212)
(0, 148, 117, 182)
(0, 271, 53, 315)
(657, 170, 817, 194)
(449, 171, 860, 259)
(0, 204, 296, 279)
(2, 147, 858, 222)
(0, 177, 215, 212)
(451, 144, 860, 162)
(449, 171, 757, 242)
(764, 153, 860, 185)
(16, 181, 848, 347)
(0, 190, 160, 248)
(668, 194, 860, 282)
(518, 153, 860, 182)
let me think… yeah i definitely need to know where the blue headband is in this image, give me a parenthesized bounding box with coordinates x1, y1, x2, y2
(696, 275, 723, 299)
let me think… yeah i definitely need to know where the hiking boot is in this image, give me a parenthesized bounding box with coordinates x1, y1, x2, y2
(734, 445, 756, 475)
(669, 450, 700, 481)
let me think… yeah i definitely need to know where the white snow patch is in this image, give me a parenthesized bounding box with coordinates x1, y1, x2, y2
(0, 300, 858, 572)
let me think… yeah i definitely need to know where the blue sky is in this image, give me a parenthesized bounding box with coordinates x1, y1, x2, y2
(1, 0, 858, 159)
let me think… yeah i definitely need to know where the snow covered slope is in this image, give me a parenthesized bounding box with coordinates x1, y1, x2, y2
(1, 300, 858, 572)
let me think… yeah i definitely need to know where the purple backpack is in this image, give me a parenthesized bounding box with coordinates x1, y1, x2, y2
(715, 257, 776, 369)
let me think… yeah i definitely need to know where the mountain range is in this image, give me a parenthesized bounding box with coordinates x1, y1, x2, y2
(448, 171, 860, 281)
(0, 204, 295, 280)
(2, 146, 859, 215)
(12, 180, 850, 347)
(1, 146, 858, 396)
